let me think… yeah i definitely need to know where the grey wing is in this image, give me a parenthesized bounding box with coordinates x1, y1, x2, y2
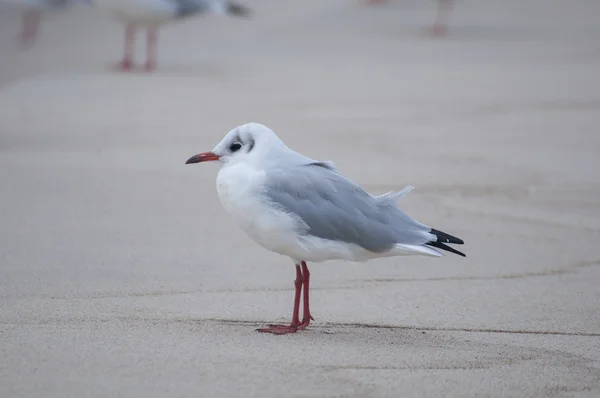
(47, 0, 76, 8)
(264, 165, 432, 253)
(169, 0, 217, 16)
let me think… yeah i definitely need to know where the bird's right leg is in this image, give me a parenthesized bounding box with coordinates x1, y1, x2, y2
(256, 264, 302, 335)
(119, 24, 135, 70)
(144, 25, 158, 71)
(19, 9, 41, 46)
(297, 261, 314, 330)
(430, 0, 453, 37)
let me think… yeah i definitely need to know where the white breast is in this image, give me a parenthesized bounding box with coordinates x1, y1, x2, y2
(95, 0, 177, 25)
(214, 163, 385, 264)
(215, 163, 308, 261)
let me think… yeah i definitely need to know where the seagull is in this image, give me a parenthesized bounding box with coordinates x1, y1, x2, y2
(1, 0, 85, 46)
(185, 123, 465, 335)
(92, 0, 250, 71)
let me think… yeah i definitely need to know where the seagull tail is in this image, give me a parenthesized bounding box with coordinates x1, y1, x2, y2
(394, 244, 443, 257)
(425, 228, 466, 257)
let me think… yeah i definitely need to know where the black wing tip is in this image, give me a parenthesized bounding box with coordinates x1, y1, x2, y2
(426, 241, 466, 257)
(430, 228, 464, 245)
(428, 228, 466, 257)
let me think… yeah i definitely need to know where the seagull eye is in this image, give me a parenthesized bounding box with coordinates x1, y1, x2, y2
(229, 142, 242, 152)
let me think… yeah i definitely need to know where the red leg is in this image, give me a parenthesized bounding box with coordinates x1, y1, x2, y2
(118, 24, 135, 71)
(298, 261, 314, 330)
(19, 9, 41, 46)
(430, 0, 453, 37)
(144, 26, 158, 71)
(257, 264, 302, 335)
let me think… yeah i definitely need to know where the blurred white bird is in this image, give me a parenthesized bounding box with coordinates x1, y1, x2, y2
(1, 0, 86, 45)
(92, 0, 250, 71)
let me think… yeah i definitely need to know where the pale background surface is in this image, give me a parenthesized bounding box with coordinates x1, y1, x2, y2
(1, 0, 599, 397)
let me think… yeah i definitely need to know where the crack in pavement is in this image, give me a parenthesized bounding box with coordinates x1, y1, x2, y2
(2, 316, 598, 337)
(198, 318, 600, 337)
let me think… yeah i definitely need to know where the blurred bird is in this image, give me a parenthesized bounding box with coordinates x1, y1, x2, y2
(1, 0, 85, 46)
(92, 0, 251, 71)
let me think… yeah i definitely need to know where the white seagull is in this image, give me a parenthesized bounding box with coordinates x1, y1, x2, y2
(92, 0, 250, 71)
(186, 123, 466, 334)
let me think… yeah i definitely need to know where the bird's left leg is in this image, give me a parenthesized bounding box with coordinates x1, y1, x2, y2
(118, 23, 135, 70)
(297, 261, 314, 330)
(430, 0, 453, 37)
(19, 9, 42, 46)
(145, 25, 158, 71)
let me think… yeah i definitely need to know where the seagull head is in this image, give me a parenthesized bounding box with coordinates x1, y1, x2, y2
(185, 123, 286, 166)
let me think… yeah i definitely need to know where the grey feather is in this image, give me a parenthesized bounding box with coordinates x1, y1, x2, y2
(49, 0, 70, 7)
(264, 164, 431, 253)
(169, 0, 249, 17)
(42, 0, 77, 8)
(171, 0, 210, 17)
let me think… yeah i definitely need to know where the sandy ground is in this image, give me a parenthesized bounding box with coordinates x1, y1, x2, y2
(1, 0, 600, 397)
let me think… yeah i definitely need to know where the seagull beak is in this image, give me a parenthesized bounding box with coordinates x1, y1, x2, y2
(185, 152, 220, 164)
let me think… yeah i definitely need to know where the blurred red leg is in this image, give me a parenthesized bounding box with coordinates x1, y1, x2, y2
(145, 26, 158, 71)
(119, 24, 135, 70)
(19, 9, 41, 46)
(430, 0, 453, 37)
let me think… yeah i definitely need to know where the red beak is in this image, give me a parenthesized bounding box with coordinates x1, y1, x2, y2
(185, 152, 220, 164)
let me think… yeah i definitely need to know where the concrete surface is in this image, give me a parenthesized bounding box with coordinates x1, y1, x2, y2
(1, 0, 599, 397)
